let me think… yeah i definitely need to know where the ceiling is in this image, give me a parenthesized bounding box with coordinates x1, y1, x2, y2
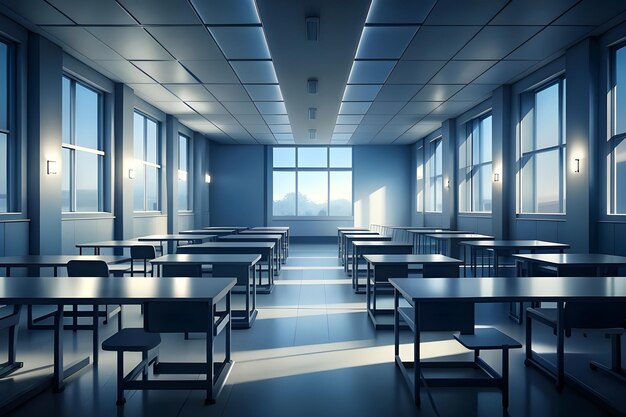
(1, 0, 626, 145)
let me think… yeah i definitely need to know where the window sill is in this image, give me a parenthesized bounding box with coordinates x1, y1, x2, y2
(133, 212, 166, 218)
(272, 216, 353, 221)
(516, 213, 566, 221)
(458, 212, 492, 217)
(62, 212, 115, 221)
(0, 213, 29, 222)
(177, 211, 194, 215)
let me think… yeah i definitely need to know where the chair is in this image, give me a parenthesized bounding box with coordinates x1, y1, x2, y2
(66, 260, 122, 330)
(526, 301, 626, 383)
(130, 245, 156, 277)
(161, 263, 202, 339)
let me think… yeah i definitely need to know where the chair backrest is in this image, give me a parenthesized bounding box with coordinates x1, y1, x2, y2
(131, 245, 156, 261)
(161, 263, 202, 277)
(564, 301, 626, 336)
(67, 260, 109, 277)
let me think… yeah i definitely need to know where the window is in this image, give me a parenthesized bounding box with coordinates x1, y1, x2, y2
(459, 114, 492, 212)
(272, 147, 352, 217)
(178, 133, 191, 211)
(61, 76, 104, 212)
(0, 39, 12, 213)
(134, 111, 161, 212)
(519, 79, 566, 214)
(424, 138, 442, 212)
(609, 44, 626, 213)
(415, 143, 424, 212)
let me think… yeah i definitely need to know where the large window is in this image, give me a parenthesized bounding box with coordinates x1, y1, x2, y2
(133, 111, 161, 212)
(519, 79, 566, 214)
(178, 133, 190, 211)
(62, 76, 103, 212)
(273, 147, 352, 217)
(425, 137, 442, 212)
(459, 114, 492, 212)
(0, 40, 12, 213)
(609, 44, 626, 213)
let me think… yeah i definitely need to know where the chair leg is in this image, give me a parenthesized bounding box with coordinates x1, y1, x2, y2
(525, 314, 532, 365)
(141, 351, 148, 380)
(116, 351, 126, 406)
(502, 348, 510, 409)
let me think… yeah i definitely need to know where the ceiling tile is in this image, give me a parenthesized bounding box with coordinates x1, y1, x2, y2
(181, 61, 238, 83)
(86, 27, 171, 60)
(367, 101, 406, 115)
(406, 123, 442, 138)
(419, 114, 450, 124)
(431, 101, 475, 115)
(269, 124, 292, 133)
(430, 60, 496, 84)
(262, 115, 290, 124)
(236, 114, 265, 124)
(1, 0, 73, 24)
(472, 60, 538, 84)
(42, 27, 122, 60)
(450, 84, 498, 101)
(332, 133, 353, 141)
(230, 61, 278, 83)
(93, 60, 155, 83)
(190, 0, 260, 24)
(163, 84, 216, 102)
(348, 61, 396, 84)
(424, 0, 509, 25)
(274, 133, 294, 140)
(128, 83, 180, 102)
(47, 0, 136, 24)
(343, 84, 383, 101)
(386, 60, 446, 84)
(244, 84, 283, 101)
(243, 124, 271, 134)
(454, 26, 543, 60)
(118, 0, 200, 24)
(490, 0, 580, 25)
(361, 114, 393, 125)
(132, 61, 196, 83)
(356, 26, 418, 59)
(399, 101, 441, 114)
(186, 101, 229, 115)
(366, 0, 436, 24)
(256, 101, 287, 114)
(403, 26, 482, 60)
(209, 115, 239, 125)
(339, 102, 372, 114)
(334, 125, 357, 133)
(553, 0, 626, 25)
(336, 115, 364, 124)
(208, 26, 270, 59)
(507, 26, 595, 61)
(145, 26, 222, 60)
(252, 133, 277, 143)
(204, 84, 249, 101)
(222, 101, 259, 115)
(153, 101, 194, 114)
(376, 84, 422, 101)
(391, 114, 422, 125)
(412, 84, 464, 101)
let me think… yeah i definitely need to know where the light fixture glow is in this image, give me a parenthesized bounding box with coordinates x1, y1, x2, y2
(47, 160, 57, 175)
(493, 173, 500, 182)
(205, 174, 211, 184)
(178, 170, 188, 181)
(574, 158, 580, 173)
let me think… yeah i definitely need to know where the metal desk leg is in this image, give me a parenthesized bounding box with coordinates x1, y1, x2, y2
(413, 302, 421, 405)
(205, 304, 215, 404)
(556, 301, 565, 389)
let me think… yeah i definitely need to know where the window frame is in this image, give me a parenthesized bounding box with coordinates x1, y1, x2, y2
(518, 77, 567, 215)
(459, 113, 493, 213)
(133, 110, 162, 213)
(177, 132, 191, 212)
(424, 137, 442, 213)
(608, 41, 626, 215)
(0, 36, 15, 214)
(61, 75, 104, 213)
(272, 146, 353, 219)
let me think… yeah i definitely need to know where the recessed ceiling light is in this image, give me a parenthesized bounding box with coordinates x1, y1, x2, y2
(307, 78, 318, 94)
(308, 108, 317, 120)
(306, 17, 319, 41)
(309, 129, 317, 139)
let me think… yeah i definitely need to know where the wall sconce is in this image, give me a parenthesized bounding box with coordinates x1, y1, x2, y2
(445, 179, 450, 188)
(574, 158, 580, 173)
(493, 173, 500, 182)
(205, 174, 211, 184)
(128, 169, 136, 179)
(47, 160, 57, 175)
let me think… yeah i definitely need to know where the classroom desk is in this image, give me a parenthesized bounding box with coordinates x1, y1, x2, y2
(406, 229, 462, 254)
(218, 234, 283, 272)
(77, 240, 157, 255)
(343, 234, 391, 274)
(177, 242, 276, 293)
(138, 234, 216, 253)
(0, 255, 130, 331)
(151, 254, 261, 328)
(239, 229, 289, 261)
(250, 227, 290, 257)
(180, 229, 235, 237)
(337, 227, 370, 258)
(339, 230, 378, 263)
(203, 226, 248, 232)
(459, 240, 570, 277)
(389, 276, 626, 413)
(351, 241, 412, 292)
(426, 233, 493, 259)
(0, 276, 236, 414)
(362, 254, 462, 329)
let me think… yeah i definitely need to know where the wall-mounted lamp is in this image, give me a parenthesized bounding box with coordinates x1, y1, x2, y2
(47, 160, 57, 175)
(445, 179, 450, 188)
(205, 174, 211, 184)
(574, 158, 580, 173)
(493, 173, 500, 182)
(128, 169, 136, 179)
(178, 170, 188, 181)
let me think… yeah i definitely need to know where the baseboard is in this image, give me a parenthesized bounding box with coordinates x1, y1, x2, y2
(291, 236, 336, 244)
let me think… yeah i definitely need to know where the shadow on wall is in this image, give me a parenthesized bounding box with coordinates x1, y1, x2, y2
(354, 186, 387, 228)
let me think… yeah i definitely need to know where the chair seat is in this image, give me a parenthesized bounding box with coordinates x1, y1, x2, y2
(526, 307, 558, 328)
(454, 327, 522, 350)
(102, 328, 161, 352)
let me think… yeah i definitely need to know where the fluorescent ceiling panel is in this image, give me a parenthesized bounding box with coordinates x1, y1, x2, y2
(181, 61, 239, 84)
(244, 84, 283, 101)
(348, 60, 396, 84)
(204, 84, 250, 101)
(145, 26, 222, 60)
(230, 60, 278, 83)
(132, 61, 197, 84)
(355, 26, 418, 59)
(336, 115, 364, 124)
(256, 101, 287, 114)
(208, 26, 271, 59)
(263, 115, 290, 124)
(339, 101, 372, 114)
(342, 84, 382, 101)
(163, 84, 217, 102)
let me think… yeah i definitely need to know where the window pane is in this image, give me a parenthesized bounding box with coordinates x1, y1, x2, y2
(75, 83, 99, 149)
(615, 46, 626, 135)
(273, 147, 295, 168)
(146, 119, 158, 164)
(146, 166, 159, 211)
(535, 151, 560, 213)
(0, 132, 6, 212)
(62, 77, 70, 145)
(535, 84, 559, 150)
(298, 147, 327, 168)
(0, 42, 7, 131)
(134, 164, 145, 211)
(474, 163, 492, 212)
(178, 177, 188, 210)
(520, 155, 534, 213)
(297, 171, 328, 216)
(615, 140, 626, 213)
(75, 151, 100, 212)
(134, 113, 144, 160)
(480, 116, 492, 163)
(329, 147, 352, 168)
(330, 171, 352, 216)
(435, 176, 442, 212)
(179, 135, 188, 171)
(273, 171, 295, 216)
(62, 147, 71, 212)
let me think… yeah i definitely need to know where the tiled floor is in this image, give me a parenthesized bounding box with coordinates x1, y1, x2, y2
(1, 244, 623, 417)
